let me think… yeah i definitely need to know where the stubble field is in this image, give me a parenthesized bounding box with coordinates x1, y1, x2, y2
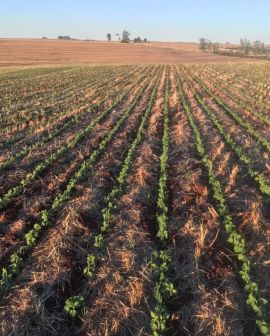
(0, 62, 270, 336)
(0, 39, 256, 66)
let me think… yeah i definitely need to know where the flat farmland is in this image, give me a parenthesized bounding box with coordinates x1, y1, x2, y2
(0, 63, 270, 336)
(0, 39, 257, 66)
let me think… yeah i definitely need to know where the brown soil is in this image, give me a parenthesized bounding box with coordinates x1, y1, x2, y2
(0, 39, 259, 66)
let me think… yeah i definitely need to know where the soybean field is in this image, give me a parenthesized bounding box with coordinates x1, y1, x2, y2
(0, 63, 270, 336)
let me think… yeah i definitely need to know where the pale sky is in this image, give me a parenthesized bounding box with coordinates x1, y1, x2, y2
(0, 0, 269, 43)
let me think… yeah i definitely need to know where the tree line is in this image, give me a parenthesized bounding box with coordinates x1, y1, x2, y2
(106, 30, 149, 43)
(199, 37, 269, 59)
(199, 38, 220, 53)
(239, 38, 266, 54)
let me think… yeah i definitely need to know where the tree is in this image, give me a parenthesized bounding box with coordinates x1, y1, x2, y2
(134, 37, 148, 43)
(106, 33, 112, 42)
(199, 38, 213, 52)
(121, 30, 130, 43)
(115, 33, 120, 41)
(199, 38, 207, 51)
(253, 40, 261, 53)
(240, 38, 251, 55)
(244, 41, 251, 55)
(134, 36, 141, 43)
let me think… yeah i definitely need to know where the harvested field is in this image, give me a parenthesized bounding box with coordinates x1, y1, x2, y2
(0, 63, 270, 336)
(0, 39, 258, 66)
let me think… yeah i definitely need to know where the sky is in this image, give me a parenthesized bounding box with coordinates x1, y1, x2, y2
(0, 0, 269, 43)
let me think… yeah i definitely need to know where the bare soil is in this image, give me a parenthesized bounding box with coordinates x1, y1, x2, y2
(0, 39, 259, 66)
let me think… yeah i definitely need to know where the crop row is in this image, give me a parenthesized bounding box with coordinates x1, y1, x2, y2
(197, 65, 270, 122)
(180, 66, 270, 198)
(187, 66, 270, 143)
(175, 67, 270, 335)
(204, 63, 270, 92)
(65, 67, 163, 318)
(150, 68, 177, 336)
(0, 68, 93, 120)
(0, 68, 140, 156)
(0, 66, 128, 145)
(0, 68, 158, 296)
(0, 67, 150, 174)
(199, 65, 270, 111)
(0, 66, 135, 138)
(0, 67, 78, 103)
(0, 67, 121, 117)
(0, 69, 151, 210)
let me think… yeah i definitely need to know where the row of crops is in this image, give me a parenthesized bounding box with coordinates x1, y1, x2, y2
(0, 63, 270, 335)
